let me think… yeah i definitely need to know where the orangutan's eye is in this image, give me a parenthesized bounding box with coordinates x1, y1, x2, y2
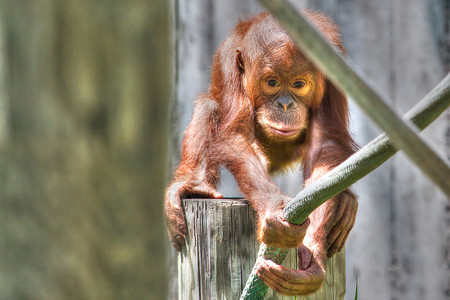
(292, 80, 306, 89)
(267, 79, 280, 87)
(262, 78, 281, 95)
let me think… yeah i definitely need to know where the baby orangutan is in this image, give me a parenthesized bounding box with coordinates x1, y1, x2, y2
(165, 11, 358, 296)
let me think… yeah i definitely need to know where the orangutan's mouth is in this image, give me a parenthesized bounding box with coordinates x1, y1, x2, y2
(271, 126, 300, 137)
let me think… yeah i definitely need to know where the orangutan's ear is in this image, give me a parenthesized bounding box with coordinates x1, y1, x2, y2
(236, 49, 245, 73)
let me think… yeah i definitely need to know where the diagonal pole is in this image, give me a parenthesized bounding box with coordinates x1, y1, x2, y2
(240, 73, 450, 299)
(258, 0, 450, 197)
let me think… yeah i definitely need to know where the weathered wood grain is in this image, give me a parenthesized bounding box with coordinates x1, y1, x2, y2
(179, 198, 345, 300)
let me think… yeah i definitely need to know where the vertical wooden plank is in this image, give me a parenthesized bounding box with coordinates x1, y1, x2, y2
(174, 0, 214, 149)
(390, 1, 447, 299)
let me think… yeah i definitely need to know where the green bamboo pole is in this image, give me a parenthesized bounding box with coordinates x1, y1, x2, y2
(240, 74, 450, 299)
(257, 0, 450, 197)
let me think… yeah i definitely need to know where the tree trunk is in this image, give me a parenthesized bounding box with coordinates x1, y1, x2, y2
(179, 198, 345, 300)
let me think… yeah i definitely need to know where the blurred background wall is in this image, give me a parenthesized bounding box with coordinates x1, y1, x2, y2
(169, 0, 449, 299)
(0, 1, 171, 299)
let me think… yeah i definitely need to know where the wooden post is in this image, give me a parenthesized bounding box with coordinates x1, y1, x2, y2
(178, 198, 346, 300)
